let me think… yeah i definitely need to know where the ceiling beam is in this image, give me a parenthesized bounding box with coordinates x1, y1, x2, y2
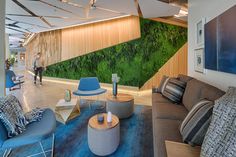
(39, 0, 74, 14)
(12, 0, 52, 27)
(38, 0, 91, 20)
(6, 17, 48, 29)
(150, 17, 187, 28)
(6, 26, 28, 33)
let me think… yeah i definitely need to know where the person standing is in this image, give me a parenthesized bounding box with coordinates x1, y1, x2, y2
(33, 52, 44, 85)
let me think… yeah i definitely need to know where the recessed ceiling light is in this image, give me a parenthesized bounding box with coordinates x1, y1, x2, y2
(60, 0, 68, 3)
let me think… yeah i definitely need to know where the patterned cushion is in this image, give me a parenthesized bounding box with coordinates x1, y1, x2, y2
(24, 108, 45, 123)
(201, 87, 236, 157)
(0, 95, 28, 137)
(162, 78, 186, 103)
(158, 75, 169, 93)
(180, 99, 213, 146)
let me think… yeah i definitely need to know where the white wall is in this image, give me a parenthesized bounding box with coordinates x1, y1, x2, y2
(188, 0, 236, 91)
(0, 0, 6, 97)
(5, 33, 10, 59)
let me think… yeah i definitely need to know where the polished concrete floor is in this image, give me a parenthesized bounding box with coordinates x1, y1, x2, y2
(8, 65, 152, 112)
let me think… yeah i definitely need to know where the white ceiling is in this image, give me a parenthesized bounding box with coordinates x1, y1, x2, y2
(138, 0, 180, 18)
(5, 0, 187, 49)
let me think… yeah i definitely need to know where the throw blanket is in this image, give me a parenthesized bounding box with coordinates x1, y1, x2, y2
(0, 95, 27, 137)
(24, 108, 45, 123)
(201, 87, 236, 157)
(0, 95, 45, 137)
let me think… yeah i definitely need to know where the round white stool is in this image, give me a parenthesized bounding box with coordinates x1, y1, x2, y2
(88, 113, 120, 156)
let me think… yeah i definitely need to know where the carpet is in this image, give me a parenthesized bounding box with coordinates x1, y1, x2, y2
(1, 104, 153, 157)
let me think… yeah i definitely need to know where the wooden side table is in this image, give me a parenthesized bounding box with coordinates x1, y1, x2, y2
(55, 99, 80, 124)
(88, 113, 120, 156)
(106, 93, 134, 119)
(165, 140, 201, 157)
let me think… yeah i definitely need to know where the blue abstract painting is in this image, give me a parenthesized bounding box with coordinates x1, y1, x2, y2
(205, 18, 217, 71)
(205, 5, 236, 74)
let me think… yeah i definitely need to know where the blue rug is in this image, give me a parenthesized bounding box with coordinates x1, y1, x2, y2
(2, 104, 153, 157)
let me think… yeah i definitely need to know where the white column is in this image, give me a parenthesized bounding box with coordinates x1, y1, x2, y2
(0, 0, 6, 97)
(5, 33, 10, 59)
(17, 52, 21, 63)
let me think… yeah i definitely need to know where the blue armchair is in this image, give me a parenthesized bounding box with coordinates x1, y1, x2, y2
(0, 109, 56, 157)
(6, 70, 24, 91)
(73, 77, 107, 108)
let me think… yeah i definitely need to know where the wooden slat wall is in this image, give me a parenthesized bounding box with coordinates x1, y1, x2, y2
(141, 43, 188, 90)
(61, 16, 140, 61)
(25, 16, 141, 69)
(25, 30, 62, 69)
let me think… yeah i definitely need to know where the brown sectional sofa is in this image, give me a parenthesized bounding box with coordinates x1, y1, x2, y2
(152, 74, 225, 157)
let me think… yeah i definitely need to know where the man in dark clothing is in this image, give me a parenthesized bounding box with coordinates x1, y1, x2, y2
(33, 52, 44, 85)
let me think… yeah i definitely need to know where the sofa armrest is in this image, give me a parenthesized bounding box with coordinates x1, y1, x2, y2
(152, 87, 161, 93)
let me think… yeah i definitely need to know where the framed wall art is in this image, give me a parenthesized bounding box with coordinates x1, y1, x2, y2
(194, 48, 205, 73)
(196, 18, 206, 48)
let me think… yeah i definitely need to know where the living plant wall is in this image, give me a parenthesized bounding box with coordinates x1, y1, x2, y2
(44, 18, 187, 88)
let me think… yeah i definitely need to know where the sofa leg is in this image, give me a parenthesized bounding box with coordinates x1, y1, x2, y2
(3, 148, 11, 157)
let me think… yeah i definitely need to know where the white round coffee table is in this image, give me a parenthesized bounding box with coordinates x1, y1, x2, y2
(88, 113, 120, 156)
(106, 93, 134, 119)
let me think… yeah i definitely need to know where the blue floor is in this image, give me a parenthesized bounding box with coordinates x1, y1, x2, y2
(2, 103, 153, 157)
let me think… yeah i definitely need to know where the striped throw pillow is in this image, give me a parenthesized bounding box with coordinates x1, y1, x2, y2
(180, 99, 213, 146)
(158, 75, 169, 93)
(162, 78, 186, 103)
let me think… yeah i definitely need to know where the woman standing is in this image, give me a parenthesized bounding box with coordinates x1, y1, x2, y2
(33, 52, 44, 85)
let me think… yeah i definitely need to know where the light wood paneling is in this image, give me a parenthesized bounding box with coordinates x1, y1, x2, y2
(25, 30, 61, 69)
(25, 16, 140, 68)
(61, 16, 141, 61)
(39, 30, 62, 66)
(141, 43, 188, 90)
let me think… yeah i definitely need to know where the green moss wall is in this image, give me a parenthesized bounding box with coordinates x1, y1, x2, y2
(44, 18, 187, 88)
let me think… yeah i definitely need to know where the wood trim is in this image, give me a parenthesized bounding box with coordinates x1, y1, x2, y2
(165, 140, 201, 157)
(150, 17, 187, 28)
(141, 43, 188, 90)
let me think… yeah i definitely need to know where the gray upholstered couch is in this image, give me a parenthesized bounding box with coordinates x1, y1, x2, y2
(152, 74, 225, 157)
